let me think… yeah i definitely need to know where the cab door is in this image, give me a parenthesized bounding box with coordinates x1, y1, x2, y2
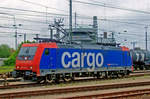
(122, 52, 127, 66)
(40, 48, 56, 69)
(122, 51, 129, 67)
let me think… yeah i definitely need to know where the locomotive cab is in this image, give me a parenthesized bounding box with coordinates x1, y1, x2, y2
(13, 42, 57, 80)
(14, 46, 38, 80)
(17, 46, 37, 70)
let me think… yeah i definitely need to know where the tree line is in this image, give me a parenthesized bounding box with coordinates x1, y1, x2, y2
(0, 44, 13, 58)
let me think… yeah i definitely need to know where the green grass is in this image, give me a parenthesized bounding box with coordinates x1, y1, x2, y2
(0, 66, 15, 74)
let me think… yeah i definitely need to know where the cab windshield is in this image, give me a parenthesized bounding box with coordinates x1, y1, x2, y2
(18, 47, 37, 60)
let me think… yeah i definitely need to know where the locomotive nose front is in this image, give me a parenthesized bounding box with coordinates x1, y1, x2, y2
(16, 46, 37, 70)
(15, 46, 38, 79)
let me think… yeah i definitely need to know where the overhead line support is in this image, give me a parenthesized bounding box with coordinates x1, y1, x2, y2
(69, 0, 72, 44)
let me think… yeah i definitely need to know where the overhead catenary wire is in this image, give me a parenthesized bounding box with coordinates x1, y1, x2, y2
(102, 19, 146, 26)
(0, 25, 42, 31)
(0, 15, 50, 24)
(99, 29, 150, 38)
(0, 7, 68, 17)
(19, 0, 69, 13)
(0, 31, 39, 35)
(0, 13, 145, 32)
(0, 7, 147, 27)
(73, 0, 150, 15)
(0, 11, 68, 19)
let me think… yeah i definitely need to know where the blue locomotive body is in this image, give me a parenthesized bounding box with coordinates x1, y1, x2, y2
(39, 47, 132, 76)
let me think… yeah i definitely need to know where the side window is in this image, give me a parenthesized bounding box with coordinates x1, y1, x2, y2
(45, 48, 50, 55)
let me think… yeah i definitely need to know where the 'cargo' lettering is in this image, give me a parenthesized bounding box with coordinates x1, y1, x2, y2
(61, 52, 104, 71)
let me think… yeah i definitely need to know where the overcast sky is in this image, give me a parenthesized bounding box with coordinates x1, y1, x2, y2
(0, 0, 150, 49)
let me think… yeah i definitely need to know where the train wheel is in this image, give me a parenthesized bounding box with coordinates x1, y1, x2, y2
(96, 73, 101, 79)
(101, 72, 107, 79)
(54, 79, 60, 84)
(54, 74, 60, 84)
(112, 72, 119, 78)
(63, 77, 72, 82)
(37, 77, 45, 84)
(46, 75, 53, 83)
(104, 72, 108, 79)
(69, 74, 75, 81)
(119, 72, 125, 78)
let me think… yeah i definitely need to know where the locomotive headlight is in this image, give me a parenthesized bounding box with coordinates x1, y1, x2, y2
(30, 66, 32, 69)
(16, 66, 20, 69)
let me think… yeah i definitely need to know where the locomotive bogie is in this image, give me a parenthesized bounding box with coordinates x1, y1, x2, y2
(36, 70, 130, 83)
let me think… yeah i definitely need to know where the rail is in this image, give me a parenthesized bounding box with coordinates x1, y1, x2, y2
(1, 80, 150, 98)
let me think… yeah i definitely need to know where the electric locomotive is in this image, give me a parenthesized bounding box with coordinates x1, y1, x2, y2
(13, 38, 132, 82)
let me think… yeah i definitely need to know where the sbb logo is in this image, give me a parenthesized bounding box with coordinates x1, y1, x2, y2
(61, 52, 104, 71)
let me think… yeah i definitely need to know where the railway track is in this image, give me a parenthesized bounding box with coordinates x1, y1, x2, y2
(0, 83, 42, 89)
(1, 80, 150, 98)
(132, 70, 150, 73)
(62, 88, 150, 99)
(0, 78, 21, 83)
(0, 71, 150, 90)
